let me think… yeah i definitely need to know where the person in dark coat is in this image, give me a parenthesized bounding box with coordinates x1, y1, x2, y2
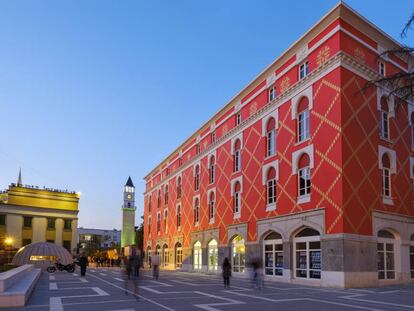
(134, 248, 142, 277)
(222, 257, 232, 289)
(79, 253, 88, 277)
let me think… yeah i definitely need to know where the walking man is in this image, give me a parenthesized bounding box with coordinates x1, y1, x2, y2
(222, 257, 232, 289)
(79, 253, 88, 277)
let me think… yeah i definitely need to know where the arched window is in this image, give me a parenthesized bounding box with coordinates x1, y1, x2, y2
(209, 192, 215, 223)
(156, 213, 161, 234)
(266, 117, 276, 157)
(193, 241, 202, 270)
(208, 239, 218, 271)
(377, 229, 396, 280)
(267, 167, 277, 205)
(233, 181, 241, 217)
(380, 97, 390, 139)
(297, 97, 310, 142)
(164, 209, 168, 233)
(263, 231, 283, 276)
(231, 235, 245, 273)
(176, 205, 181, 228)
(293, 227, 320, 279)
(175, 242, 183, 269)
(298, 153, 311, 197)
(234, 139, 241, 172)
(382, 153, 391, 197)
(209, 156, 215, 184)
(177, 176, 182, 199)
(411, 112, 414, 148)
(194, 165, 200, 191)
(148, 195, 152, 212)
(162, 244, 169, 267)
(157, 189, 161, 209)
(164, 185, 169, 205)
(155, 244, 161, 256)
(194, 198, 200, 225)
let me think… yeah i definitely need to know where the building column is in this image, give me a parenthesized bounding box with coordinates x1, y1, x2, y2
(6, 215, 22, 248)
(71, 219, 78, 254)
(32, 217, 47, 243)
(282, 241, 292, 282)
(55, 218, 63, 246)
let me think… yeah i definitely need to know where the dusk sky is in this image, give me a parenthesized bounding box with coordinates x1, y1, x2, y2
(0, 0, 412, 230)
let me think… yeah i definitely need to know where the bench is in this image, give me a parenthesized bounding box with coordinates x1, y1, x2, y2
(0, 264, 41, 307)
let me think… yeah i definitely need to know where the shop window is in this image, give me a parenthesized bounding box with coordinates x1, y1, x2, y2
(175, 242, 183, 269)
(263, 231, 283, 276)
(193, 241, 202, 270)
(231, 235, 245, 273)
(294, 228, 321, 279)
(377, 230, 396, 280)
(208, 239, 218, 272)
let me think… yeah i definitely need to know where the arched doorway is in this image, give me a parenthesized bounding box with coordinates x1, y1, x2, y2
(293, 227, 321, 279)
(231, 235, 245, 273)
(155, 244, 161, 256)
(208, 239, 218, 272)
(193, 241, 202, 270)
(377, 229, 397, 280)
(263, 231, 283, 276)
(162, 244, 169, 268)
(175, 242, 183, 269)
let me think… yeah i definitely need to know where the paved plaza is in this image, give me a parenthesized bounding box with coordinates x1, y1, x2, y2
(13, 267, 414, 311)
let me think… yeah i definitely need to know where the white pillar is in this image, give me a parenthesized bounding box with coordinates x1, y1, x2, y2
(32, 217, 47, 243)
(6, 215, 22, 248)
(71, 219, 78, 254)
(55, 218, 63, 246)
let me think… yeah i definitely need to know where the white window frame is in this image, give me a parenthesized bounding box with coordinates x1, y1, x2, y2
(209, 160, 215, 184)
(156, 212, 161, 235)
(193, 241, 202, 270)
(209, 197, 215, 224)
(194, 165, 200, 191)
(175, 245, 183, 269)
(298, 166, 311, 199)
(263, 237, 283, 277)
(269, 86, 276, 102)
(231, 236, 245, 274)
(379, 61, 386, 76)
(267, 128, 276, 157)
(208, 239, 218, 272)
(163, 209, 168, 233)
(176, 204, 181, 230)
(267, 177, 276, 205)
(194, 199, 200, 226)
(234, 148, 241, 172)
(382, 168, 391, 198)
(196, 143, 201, 154)
(293, 235, 321, 280)
(377, 237, 396, 280)
(298, 109, 310, 142)
(299, 61, 309, 80)
(164, 185, 169, 205)
(211, 131, 216, 143)
(380, 111, 389, 140)
(236, 112, 242, 126)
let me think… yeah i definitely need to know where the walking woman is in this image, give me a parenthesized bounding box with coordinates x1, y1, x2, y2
(222, 257, 232, 289)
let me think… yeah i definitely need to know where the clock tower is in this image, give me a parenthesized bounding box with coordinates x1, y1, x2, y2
(121, 176, 136, 251)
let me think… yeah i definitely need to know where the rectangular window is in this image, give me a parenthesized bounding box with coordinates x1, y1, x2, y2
(381, 112, 389, 139)
(267, 179, 276, 204)
(0, 214, 5, 226)
(209, 201, 215, 222)
(298, 110, 310, 142)
(382, 168, 391, 197)
(299, 61, 309, 80)
(177, 207, 181, 228)
(211, 131, 216, 143)
(157, 214, 161, 233)
(22, 239, 31, 246)
(148, 217, 151, 234)
(269, 87, 276, 102)
(23, 216, 32, 228)
(195, 174, 200, 191)
(234, 150, 241, 172)
(64, 219, 72, 230)
(379, 61, 385, 76)
(210, 165, 215, 183)
(267, 129, 276, 156)
(165, 188, 169, 204)
(298, 167, 311, 197)
(196, 144, 201, 154)
(164, 210, 168, 232)
(377, 242, 395, 279)
(148, 196, 152, 212)
(194, 206, 199, 225)
(234, 192, 240, 214)
(47, 218, 55, 229)
(236, 113, 241, 126)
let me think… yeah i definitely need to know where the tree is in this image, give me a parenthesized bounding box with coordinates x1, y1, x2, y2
(135, 216, 144, 251)
(370, 13, 414, 102)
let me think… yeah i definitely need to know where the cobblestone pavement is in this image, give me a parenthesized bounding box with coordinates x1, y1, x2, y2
(14, 267, 414, 311)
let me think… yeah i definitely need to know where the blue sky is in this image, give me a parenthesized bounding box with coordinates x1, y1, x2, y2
(0, 0, 412, 229)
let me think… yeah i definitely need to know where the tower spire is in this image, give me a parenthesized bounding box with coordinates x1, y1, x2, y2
(17, 168, 22, 186)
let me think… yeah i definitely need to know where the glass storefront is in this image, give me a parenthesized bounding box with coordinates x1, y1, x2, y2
(377, 230, 396, 280)
(232, 235, 245, 273)
(293, 228, 321, 279)
(263, 231, 283, 276)
(208, 239, 218, 272)
(193, 241, 202, 270)
(175, 243, 182, 269)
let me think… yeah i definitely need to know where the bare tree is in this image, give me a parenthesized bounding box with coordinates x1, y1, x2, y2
(370, 13, 414, 103)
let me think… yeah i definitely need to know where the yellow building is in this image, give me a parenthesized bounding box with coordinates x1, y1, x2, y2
(0, 171, 80, 253)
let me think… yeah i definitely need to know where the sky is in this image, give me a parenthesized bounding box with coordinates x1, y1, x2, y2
(0, 0, 412, 230)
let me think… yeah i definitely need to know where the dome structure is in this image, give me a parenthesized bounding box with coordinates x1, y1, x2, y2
(12, 242, 73, 266)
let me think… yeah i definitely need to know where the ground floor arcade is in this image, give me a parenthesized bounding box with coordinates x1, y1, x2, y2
(145, 210, 414, 288)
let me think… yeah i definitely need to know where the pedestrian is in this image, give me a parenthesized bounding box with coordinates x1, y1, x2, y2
(123, 256, 139, 300)
(151, 254, 160, 280)
(222, 257, 232, 289)
(79, 253, 88, 277)
(134, 248, 142, 277)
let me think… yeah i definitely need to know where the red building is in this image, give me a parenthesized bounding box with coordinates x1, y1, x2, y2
(143, 2, 414, 287)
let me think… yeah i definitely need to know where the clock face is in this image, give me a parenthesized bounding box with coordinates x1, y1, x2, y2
(127, 194, 132, 200)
